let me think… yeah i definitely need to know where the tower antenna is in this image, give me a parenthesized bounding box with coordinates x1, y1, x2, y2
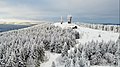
(67, 0, 72, 24)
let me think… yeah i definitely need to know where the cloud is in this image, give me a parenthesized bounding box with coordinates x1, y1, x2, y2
(0, 0, 119, 19)
(0, 1, 44, 18)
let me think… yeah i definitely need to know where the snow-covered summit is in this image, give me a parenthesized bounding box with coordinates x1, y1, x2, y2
(54, 22, 119, 43)
(54, 22, 77, 29)
(40, 22, 119, 67)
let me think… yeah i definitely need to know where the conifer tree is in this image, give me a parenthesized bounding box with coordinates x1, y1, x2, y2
(62, 42, 69, 57)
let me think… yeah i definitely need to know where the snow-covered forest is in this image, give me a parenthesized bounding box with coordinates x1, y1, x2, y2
(55, 39, 120, 67)
(0, 22, 119, 67)
(77, 23, 120, 33)
(0, 23, 78, 67)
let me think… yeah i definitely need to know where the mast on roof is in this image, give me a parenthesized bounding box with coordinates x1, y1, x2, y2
(61, 16, 63, 24)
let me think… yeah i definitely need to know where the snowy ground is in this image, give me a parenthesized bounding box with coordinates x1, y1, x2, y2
(40, 51, 61, 67)
(40, 22, 119, 67)
(75, 25, 119, 44)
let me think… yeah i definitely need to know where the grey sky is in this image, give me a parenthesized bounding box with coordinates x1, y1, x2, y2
(0, 0, 119, 22)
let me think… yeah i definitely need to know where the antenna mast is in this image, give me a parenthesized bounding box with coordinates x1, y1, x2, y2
(67, 0, 72, 24)
(61, 16, 63, 24)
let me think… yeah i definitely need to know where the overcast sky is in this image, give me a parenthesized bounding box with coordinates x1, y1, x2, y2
(0, 0, 119, 23)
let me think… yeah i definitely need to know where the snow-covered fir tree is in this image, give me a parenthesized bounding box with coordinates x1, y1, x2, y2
(61, 42, 69, 57)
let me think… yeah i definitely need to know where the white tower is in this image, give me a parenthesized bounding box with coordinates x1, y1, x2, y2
(67, 15, 72, 24)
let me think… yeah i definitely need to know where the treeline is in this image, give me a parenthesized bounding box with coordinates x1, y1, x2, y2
(78, 23, 120, 33)
(56, 37, 120, 67)
(0, 23, 78, 67)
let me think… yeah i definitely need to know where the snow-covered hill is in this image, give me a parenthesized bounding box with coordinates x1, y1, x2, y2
(54, 22, 119, 43)
(0, 22, 119, 67)
(40, 22, 119, 67)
